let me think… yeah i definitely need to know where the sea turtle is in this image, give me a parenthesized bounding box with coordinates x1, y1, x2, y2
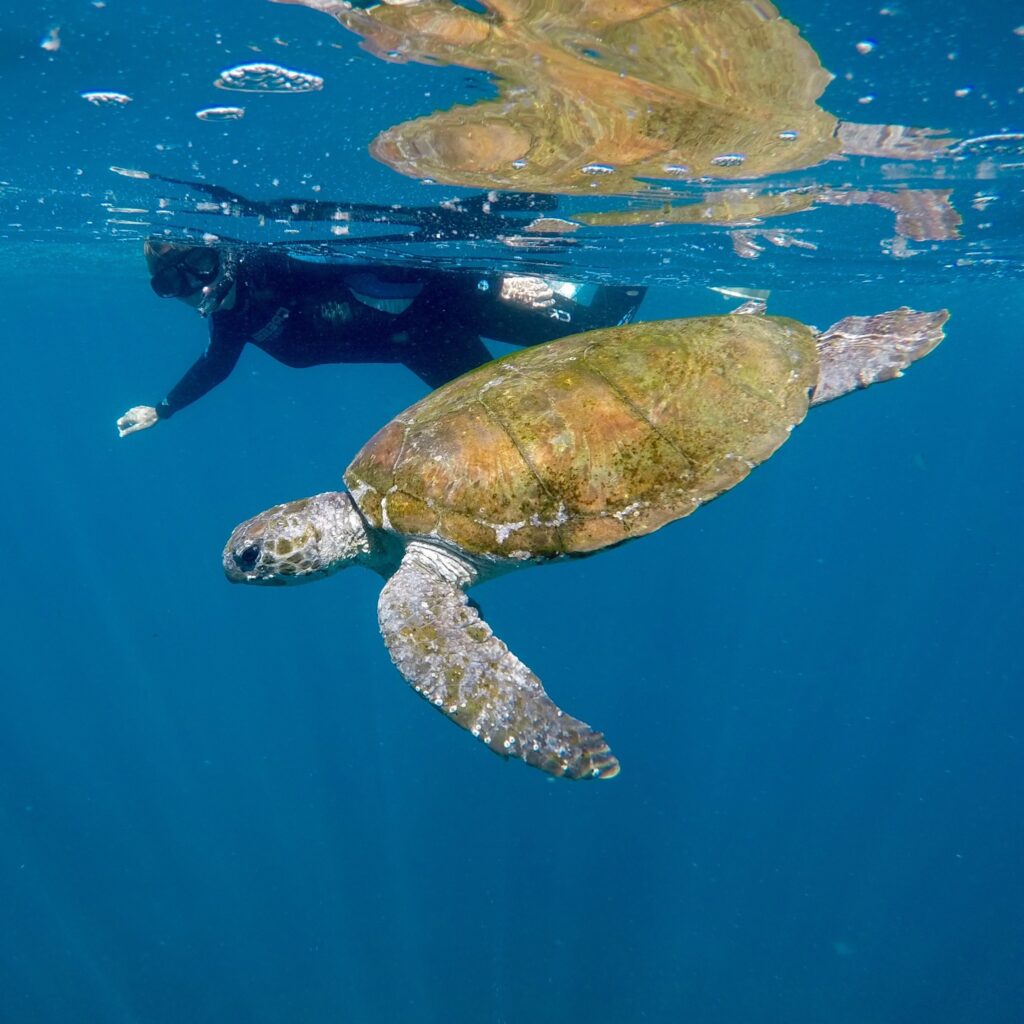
(223, 306, 947, 780)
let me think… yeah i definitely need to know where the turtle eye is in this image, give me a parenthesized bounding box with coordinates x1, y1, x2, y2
(234, 544, 261, 572)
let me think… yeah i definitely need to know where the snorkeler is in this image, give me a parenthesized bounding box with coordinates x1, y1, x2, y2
(116, 241, 646, 437)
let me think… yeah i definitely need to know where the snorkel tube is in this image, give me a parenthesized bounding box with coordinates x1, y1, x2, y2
(196, 248, 239, 317)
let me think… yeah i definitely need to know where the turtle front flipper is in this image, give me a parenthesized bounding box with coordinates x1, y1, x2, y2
(378, 543, 619, 780)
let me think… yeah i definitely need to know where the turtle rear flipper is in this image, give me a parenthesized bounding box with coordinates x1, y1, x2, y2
(836, 122, 956, 159)
(378, 544, 619, 780)
(812, 307, 948, 406)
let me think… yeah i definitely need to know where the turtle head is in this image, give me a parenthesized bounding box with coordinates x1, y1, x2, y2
(223, 491, 371, 585)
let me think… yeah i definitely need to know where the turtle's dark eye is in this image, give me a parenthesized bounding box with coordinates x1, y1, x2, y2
(234, 544, 261, 572)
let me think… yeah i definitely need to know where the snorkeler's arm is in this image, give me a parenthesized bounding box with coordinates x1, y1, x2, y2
(117, 325, 247, 437)
(153, 325, 248, 420)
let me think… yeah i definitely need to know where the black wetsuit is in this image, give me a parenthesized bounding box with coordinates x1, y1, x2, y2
(154, 253, 645, 419)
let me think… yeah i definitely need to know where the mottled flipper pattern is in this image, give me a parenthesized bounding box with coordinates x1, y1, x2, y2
(378, 544, 619, 780)
(812, 307, 948, 406)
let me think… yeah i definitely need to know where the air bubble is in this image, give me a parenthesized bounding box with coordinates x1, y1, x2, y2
(580, 163, 616, 174)
(778, 129, 799, 141)
(81, 91, 132, 106)
(213, 62, 323, 93)
(662, 164, 690, 175)
(196, 106, 245, 121)
(711, 153, 746, 167)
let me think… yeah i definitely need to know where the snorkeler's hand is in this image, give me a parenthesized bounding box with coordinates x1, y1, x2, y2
(117, 405, 159, 437)
(499, 274, 555, 309)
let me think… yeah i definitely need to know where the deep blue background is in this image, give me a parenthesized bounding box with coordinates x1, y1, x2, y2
(2, 269, 1020, 1023)
(1, 1, 1023, 1022)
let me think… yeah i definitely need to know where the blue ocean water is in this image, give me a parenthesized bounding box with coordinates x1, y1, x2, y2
(1, 2, 1022, 1022)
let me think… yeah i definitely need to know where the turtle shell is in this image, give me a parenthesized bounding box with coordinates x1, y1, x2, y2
(344, 315, 818, 560)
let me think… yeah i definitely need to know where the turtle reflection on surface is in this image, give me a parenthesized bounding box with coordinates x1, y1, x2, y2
(572, 184, 963, 249)
(276, 0, 953, 195)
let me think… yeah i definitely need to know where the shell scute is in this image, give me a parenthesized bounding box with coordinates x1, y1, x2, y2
(382, 490, 439, 537)
(345, 417, 406, 527)
(479, 356, 695, 520)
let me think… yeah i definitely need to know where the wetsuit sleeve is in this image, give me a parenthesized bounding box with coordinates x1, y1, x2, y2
(155, 322, 247, 419)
